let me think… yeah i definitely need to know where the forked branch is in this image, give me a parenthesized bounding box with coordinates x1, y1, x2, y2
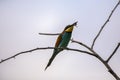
(71, 39, 120, 80)
(0, 0, 120, 80)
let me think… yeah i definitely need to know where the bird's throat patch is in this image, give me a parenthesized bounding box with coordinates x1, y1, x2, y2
(65, 26, 73, 32)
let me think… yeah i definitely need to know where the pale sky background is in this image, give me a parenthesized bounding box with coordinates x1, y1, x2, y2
(0, 0, 120, 80)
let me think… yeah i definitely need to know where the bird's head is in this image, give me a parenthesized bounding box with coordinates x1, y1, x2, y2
(64, 21, 77, 32)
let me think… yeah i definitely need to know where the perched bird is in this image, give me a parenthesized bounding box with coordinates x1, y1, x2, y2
(45, 22, 77, 70)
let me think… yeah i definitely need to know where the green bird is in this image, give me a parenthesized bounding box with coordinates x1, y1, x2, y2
(45, 22, 77, 70)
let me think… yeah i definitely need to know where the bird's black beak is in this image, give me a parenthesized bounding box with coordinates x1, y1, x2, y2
(72, 21, 78, 27)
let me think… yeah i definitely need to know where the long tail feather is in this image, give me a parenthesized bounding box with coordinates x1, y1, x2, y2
(45, 52, 57, 70)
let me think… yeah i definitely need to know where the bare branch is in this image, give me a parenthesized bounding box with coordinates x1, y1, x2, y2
(71, 39, 120, 80)
(106, 43, 120, 63)
(0, 1, 120, 80)
(39, 33, 60, 36)
(0, 47, 93, 64)
(91, 1, 120, 49)
(95, 53, 120, 80)
(65, 47, 94, 56)
(71, 39, 97, 55)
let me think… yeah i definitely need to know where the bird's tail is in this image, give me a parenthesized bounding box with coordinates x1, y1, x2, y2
(44, 52, 57, 71)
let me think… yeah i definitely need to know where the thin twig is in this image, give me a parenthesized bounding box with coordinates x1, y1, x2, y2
(0, 47, 92, 64)
(71, 39, 97, 55)
(65, 47, 94, 56)
(91, 1, 120, 49)
(106, 43, 120, 63)
(39, 33, 60, 36)
(71, 39, 120, 80)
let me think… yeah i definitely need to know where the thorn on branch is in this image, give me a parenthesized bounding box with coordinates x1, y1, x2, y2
(13, 56, 16, 59)
(1, 59, 3, 62)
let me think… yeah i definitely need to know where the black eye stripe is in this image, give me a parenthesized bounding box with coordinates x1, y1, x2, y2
(64, 25, 71, 30)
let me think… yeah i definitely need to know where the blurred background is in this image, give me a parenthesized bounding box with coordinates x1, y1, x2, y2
(0, 0, 120, 80)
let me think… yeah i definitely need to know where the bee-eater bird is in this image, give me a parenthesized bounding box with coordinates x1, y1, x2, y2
(45, 21, 77, 70)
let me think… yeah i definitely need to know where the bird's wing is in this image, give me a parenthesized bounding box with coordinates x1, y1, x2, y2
(45, 32, 64, 70)
(55, 33, 63, 47)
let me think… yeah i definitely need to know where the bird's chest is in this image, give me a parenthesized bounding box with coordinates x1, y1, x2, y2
(59, 32, 72, 47)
